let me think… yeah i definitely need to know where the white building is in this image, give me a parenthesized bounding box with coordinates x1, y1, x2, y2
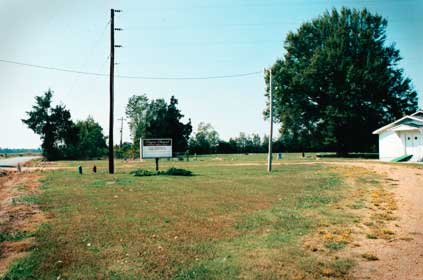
(373, 111, 423, 162)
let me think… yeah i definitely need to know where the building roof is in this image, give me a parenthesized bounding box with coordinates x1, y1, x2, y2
(410, 110, 423, 120)
(373, 111, 423, 134)
(389, 124, 422, 132)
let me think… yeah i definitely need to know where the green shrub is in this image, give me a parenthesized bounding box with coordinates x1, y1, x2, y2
(130, 168, 193, 177)
(130, 169, 155, 177)
(162, 168, 192, 176)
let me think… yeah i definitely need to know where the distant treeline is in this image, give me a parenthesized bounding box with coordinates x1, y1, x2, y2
(116, 123, 285, 159)
(185, 122, 343, 155)
(187, 124, 280, 155)
(0, 148, 41, 154)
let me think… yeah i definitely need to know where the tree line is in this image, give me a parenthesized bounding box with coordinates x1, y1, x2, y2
(23, 90, 108, 160)
(188, 123, 283, 155)
(0, 148, 41, 154)
(122, 95, 282, 157)
(24, 91, 282, 160)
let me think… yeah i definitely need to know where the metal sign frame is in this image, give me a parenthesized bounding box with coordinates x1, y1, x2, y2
(140, 138, 173, 159)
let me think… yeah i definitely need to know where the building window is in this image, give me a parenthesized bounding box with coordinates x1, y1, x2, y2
(408, 137, 411, 140)
(415, 137, 418, 140)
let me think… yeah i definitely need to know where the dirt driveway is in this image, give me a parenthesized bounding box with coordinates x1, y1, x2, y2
(335, 162, 423, 280)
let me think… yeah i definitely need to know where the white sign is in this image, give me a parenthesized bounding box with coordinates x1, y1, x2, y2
(141, 139, 172, 159)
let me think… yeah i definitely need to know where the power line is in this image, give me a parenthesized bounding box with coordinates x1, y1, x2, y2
(0, 58, 261, 80)
(119, 71, 262, 80)
(122, 39, 281, 47)
(0, 59, 106, 76)
(125, 21, 301, 30)
(66, 20, 110, 96)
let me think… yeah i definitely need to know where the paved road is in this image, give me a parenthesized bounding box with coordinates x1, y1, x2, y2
(0, 156, 41, 167)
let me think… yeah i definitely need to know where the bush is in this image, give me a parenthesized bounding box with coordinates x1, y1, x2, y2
(130, 169, 155, 177)
(162, 168, 193, 176)
(130, 168, 193, 177)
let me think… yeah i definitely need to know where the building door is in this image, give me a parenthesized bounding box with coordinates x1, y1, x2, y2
(404, 132, 423, 160)
(405, 133, 416, 156)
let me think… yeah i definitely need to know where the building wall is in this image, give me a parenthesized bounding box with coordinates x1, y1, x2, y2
(379, 130, 405, 161)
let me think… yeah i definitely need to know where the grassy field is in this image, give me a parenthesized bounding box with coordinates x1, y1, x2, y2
(3, 154, 387, 279)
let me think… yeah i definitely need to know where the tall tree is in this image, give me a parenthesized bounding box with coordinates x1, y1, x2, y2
(125, 95, 192, 154)
(234, 132, 250, 153)
(74, 116, 108, 159)
(125, 95, 149, 147)
(266, 8, 418, 154)
(189, 123, 220, 154)
(22, 90, 77, 160)
(165, 96, 192, 153)
(144, 99, 168, 138)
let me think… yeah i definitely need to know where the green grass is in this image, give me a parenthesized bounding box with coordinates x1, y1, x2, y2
(366, 234, 378, 239)
(325, 241, 348, 250)
(0, 231, 34, 243)
(349, 200, 365, 209)
(4, 155, 364, 279)
(14, 194, 40, 205)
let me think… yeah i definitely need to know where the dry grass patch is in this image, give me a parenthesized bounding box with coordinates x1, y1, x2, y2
(365, 186, 398, 240)
(0, 172, 44, 277)
(300, 164, 399, 279)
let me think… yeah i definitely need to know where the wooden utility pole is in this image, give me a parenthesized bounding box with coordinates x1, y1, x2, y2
(108, 8, 115, 174)
(118, 117, 125, 147)
(108, 8, 122, 174)
(267, 68, 273, 173)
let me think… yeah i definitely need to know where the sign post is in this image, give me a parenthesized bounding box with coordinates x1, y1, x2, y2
(140, 139, 173, 171)
(155, 158, 159, 171)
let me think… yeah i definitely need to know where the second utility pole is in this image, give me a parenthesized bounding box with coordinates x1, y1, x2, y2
(118, 117, 125, 147)
(267, 68, 273, 173)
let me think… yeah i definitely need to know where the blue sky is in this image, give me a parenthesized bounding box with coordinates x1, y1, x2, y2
(0, 0, 421, 148)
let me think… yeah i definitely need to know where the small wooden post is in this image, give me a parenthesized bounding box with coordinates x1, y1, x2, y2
(155, 158, 159, 171)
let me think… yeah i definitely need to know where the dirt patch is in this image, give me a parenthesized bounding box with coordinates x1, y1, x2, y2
(0, 171, 45, 276)
(330, 162, 423, 280)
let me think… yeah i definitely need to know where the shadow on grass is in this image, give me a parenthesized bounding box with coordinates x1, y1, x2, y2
(316, 153, 378, 159)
